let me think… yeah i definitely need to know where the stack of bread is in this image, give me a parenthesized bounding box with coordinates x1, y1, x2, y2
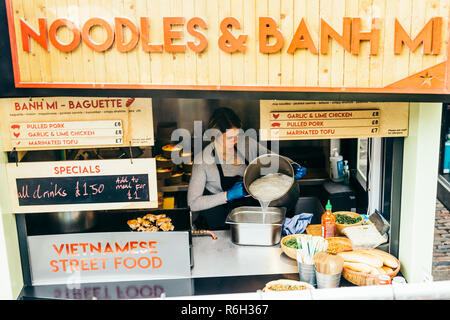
(337, 248, 400, 286)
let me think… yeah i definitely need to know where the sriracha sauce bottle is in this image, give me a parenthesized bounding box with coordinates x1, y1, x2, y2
(321, 200, 335, 239)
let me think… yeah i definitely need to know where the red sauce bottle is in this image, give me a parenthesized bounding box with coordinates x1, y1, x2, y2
(321, 200, 335, 239)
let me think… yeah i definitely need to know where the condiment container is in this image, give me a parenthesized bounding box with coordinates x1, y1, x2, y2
(225, 206, 286, 246)
(321, 200, 335, 238)
(313, 252, 344, 289)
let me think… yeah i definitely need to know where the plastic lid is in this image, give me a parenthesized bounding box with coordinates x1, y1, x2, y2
(325, 200, 332, 211)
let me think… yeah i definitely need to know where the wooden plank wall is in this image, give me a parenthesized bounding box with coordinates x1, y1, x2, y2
(9, 0, 450, 89)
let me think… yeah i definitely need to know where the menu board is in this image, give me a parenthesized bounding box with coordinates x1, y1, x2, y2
(7, 159, 158, 213)
(0, 97, 154, 151)
(261, 101, 409, 140)
(10, 120, 125, 148)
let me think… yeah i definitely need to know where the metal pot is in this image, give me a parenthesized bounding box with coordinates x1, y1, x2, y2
(243, 154, 300, 212)
(47, 211, 97, 233)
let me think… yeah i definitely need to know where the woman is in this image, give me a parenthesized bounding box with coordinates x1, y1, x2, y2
(187, 107, 306, 230)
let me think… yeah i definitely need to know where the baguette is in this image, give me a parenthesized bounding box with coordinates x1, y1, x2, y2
(359, 249, 399, 269)
(382, 266, 394, 274)
(376, 267, 387, 275)
(343, 262, 380, 275)
(343, 262, 372, 273)
(338, 250, 383, 268)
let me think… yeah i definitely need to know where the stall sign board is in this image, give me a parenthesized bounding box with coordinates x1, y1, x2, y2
(260, 101, 409, 140)
(0, 97, 154, 151)
(7, 159, 158, 213)
(27, 231, 191, 285)
(5, 0, 450, 94)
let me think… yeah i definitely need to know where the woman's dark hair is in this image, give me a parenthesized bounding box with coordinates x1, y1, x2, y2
(207, 107, 242, 133)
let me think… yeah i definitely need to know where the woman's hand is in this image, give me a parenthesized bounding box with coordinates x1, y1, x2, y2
(293, 163, 307, 179)
(225, 181, 248, 202)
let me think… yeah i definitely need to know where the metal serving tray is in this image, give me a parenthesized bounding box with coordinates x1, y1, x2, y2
(225, 206, 286, 246)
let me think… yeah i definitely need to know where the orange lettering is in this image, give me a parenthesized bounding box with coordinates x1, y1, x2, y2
(394, 18, 440, 55)
(20, 18, 48, 52)
(259, 17, 284, 54)
(82, 17, 115, 52)
(218, 17, 248, 53)
(52, 244, 64, 256)
(320, 18, 351, 54)
(80, 258, 90, 271)
(48, 19, 81, 52)
(115, 242, 130, 254)
(50, 260, 59, 272)
(115, 17, 139, 52)
(186, 17, 208, 53)
(163, 17, 186, 53)
(152, 256, 162, 269)
(140, 17, 163, 52)
(351, 18, 380, 55)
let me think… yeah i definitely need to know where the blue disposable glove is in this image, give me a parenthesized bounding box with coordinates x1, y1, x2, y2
(226, 181, 247, 202)
(293, 163, 307, 179)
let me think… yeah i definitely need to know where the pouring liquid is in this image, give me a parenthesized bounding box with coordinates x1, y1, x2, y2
(258, 200, 271, 224)
(249, 173, 292, 224)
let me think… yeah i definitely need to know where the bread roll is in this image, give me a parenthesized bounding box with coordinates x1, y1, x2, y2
(338, 250, 383, 268)
(382, 266, 394, 274)
(343, 262, 372, 273)
(360, 249, 399, 269)
(376, 267, 387, 275)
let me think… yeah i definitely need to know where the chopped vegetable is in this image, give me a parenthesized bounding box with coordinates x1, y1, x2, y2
(268, 284, 308, 291)
(283, 237, 302, 249)
(335, 213, 362, 225)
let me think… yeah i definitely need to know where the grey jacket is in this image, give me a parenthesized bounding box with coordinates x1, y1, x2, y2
(187, 137, 270, 212)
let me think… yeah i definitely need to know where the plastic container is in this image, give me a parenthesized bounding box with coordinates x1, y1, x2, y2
(343, 160, 350, 185)
(444, 137, 450, 174)
(316, 271, 341, 289)
(330, 148, 344, 182)
(321, 200, 335, 239)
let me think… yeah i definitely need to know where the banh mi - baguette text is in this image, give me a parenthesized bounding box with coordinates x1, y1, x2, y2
(337, 251, 384, 268)
(359, 249, 399, 269)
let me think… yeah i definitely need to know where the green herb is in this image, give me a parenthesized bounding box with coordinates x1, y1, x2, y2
(335, 213, 362, 225)
(283, 237, 302, 249)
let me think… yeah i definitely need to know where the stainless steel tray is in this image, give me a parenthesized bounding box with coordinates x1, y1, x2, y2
(225, 206, 286, 246)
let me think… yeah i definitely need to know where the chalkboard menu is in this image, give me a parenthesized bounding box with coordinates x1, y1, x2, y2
(7, 159, 158, 213)
(17, 174, 149, 206)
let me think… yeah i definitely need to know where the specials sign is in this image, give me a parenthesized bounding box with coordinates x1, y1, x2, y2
(260, 101, 408, 140)
(6, 158, 158, 213)
(0, 97, 154, 151)
(5, 0, 450, 93)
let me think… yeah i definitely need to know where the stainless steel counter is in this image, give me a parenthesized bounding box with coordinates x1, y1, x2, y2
(191, 230, 298, 278)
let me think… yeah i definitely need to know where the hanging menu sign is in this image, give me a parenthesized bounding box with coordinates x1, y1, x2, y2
(10, 120, 125, 148)
(0, 97, 154, 151)
(7, 159, 158, 214)
(261, 101, 408, 140)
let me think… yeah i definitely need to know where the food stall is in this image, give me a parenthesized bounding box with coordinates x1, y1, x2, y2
(0, 0, 448, 300)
